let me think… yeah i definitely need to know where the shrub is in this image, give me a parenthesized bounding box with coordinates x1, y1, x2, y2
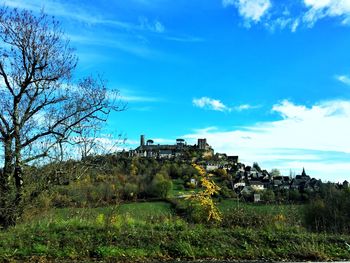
(149, 173, 173, 199)
(289, 189, 301, 202)
(185, 164, 222, 223)
(219, 185, 236, 198)
(261, 189, 275, 203)
(152, 180, 173, 199)
(304, 188, 350, 233)
(123, 183, 139, 201)
(51, 191, 73, 207)
(215, 168, 228, 178)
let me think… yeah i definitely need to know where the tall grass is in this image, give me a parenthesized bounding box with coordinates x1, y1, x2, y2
(1, 200, 350, 261)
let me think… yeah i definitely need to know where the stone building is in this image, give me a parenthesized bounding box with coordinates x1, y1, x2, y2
(129, 135, 213, 159)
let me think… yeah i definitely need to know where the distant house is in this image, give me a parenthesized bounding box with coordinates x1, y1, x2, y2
(227, 156, 239, 164)
(343, 180, 349, 188)
(291, 178, 308, 190)
(282, 176, 290, 183)
(305, 178, 322, 191)
(235, 171, 245, 179)
(237, 163, 245, 172)
(190, 178, 197, 186)
(296, 168, 311, 181)
(159, 150, 173, 159)
(289, 168, 312, 190)
(281, 184, 290, 190)
(254, 193, 261, 203)
(215, 153, 227, 159)
(234, 182, 246, 189)
(250, 170, 259, 179)
(273, 178, 283, 188)
(250, 181, 265, 191)
(290, 179, 300, 190)
(241, 186, 253, 195)
(206, 163, 219, 172)
(261, 179, 271, 189)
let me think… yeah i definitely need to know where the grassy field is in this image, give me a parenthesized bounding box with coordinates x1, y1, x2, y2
(168, 178, 198, 198)
(218, 198, 304, 217)
(18, 201, 174, 230)
(0, 200, 349, 262)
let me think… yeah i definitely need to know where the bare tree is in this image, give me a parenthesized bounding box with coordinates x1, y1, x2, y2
(0, 7, 123, 226)
(71, 120, 127, 160)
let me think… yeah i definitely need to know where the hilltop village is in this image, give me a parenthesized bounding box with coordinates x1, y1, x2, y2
(126, 135, 349, 199)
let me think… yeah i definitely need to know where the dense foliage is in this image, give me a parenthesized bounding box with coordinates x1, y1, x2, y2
(0, 153, 349, 261)
(304, 184, 350, 233)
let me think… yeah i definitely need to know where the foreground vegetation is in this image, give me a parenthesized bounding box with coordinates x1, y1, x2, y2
(1, 200, 350, 262)
(0, 155, 348, 261)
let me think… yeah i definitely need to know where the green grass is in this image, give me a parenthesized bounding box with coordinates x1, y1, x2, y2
(218, 198, 304, 216)
(169, 178, 197, 198)
(1, 201, 349, 262)
(19, 201, 174, 229)
(116, 201, 173, 219)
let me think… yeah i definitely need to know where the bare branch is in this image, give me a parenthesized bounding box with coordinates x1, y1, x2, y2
(0, 6, 124, 213)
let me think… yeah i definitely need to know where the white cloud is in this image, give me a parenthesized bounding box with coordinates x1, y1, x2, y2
(290, 0, 350, 30)
(193, 97, 229, 112)
(193, 97, 260, 112)
(121, 95, 161, 102)
(154, 21, 165, 33)
(115, 88, 162, 103)
(265, 16, 300, 32)
(222, 0, 235, 8)
(335, 74, 350, 85)
(139, 17, 165, 33)
(223, 0, 350, 31)
(164, 36, 205, 43)
(291, 19, 300, 32)
(69, 34, 161, 58)
(3, 0, 171, 61)
(223, 0, 271, 26)
(303, 0, 350, 26)
(184, 99, 350, 181)
(235, 104, 261, 111)
(5, 0, 166, 34)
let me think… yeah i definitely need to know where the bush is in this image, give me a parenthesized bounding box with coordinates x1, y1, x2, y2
(219, 185, 236, 198)
(51, 191, 73, 207)
(215, 168, 228, 178)
(152, 180, 173, 199)
(123, 183, 139, 201)
(261, 189, 275, 203)
(289, 189, 301, 202)
(147, 172, 173, 199)
(304, 188, 350, 233)
(187, 203, 209, 224)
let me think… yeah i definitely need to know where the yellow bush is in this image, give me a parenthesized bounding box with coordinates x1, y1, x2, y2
(186, 164, 222, 223)
(96, 213, 105, 226)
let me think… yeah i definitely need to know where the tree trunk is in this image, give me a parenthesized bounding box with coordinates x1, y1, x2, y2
(0, 138, 14, 227)
(1, 138, 13, 192)
(13, 165, 23, 205)
(14, 130, 23, 207)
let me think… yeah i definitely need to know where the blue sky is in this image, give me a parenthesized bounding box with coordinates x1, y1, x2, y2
(7, 0, 350, 182)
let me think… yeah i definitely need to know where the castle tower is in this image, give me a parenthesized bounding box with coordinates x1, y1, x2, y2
(198, 138, 207, 150)
(140, 135, 145, 146)
(301, 167, 306, 177)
